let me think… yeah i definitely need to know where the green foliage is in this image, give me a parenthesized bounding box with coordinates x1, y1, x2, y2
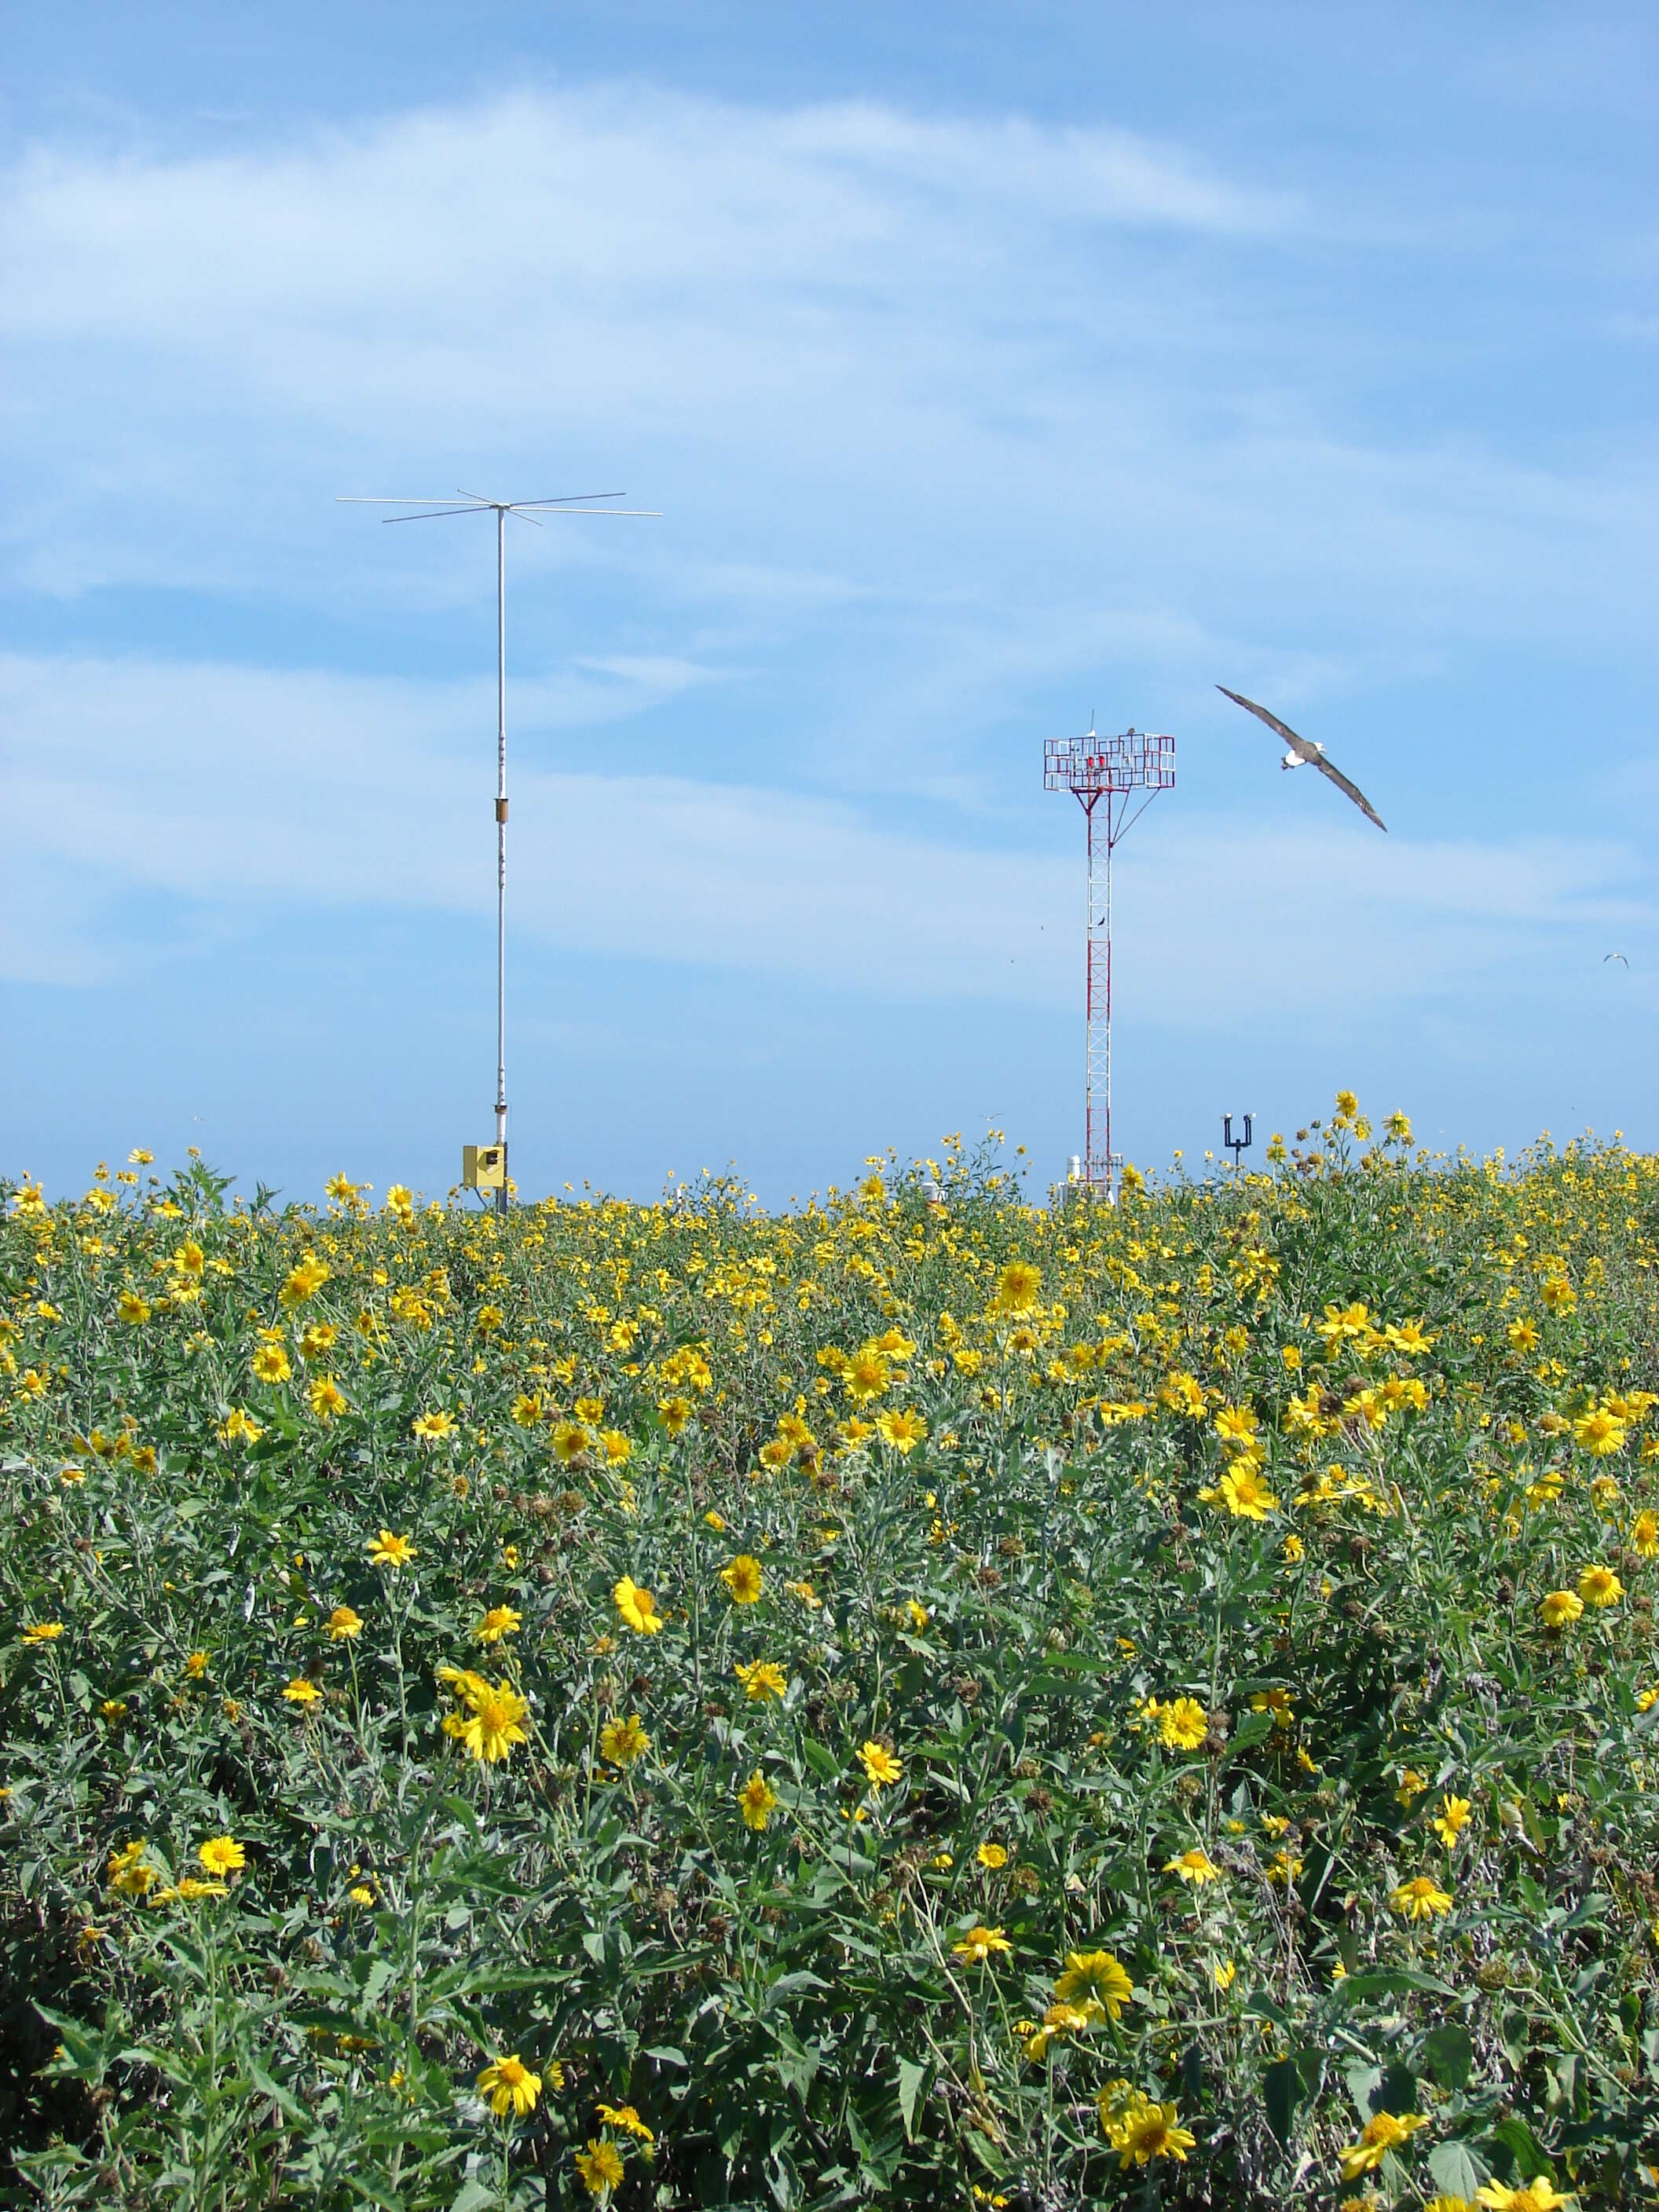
(3, 1109, 1659, 2207)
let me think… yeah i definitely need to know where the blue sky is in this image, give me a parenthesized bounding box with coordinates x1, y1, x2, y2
(4, 3, 1656, 1204)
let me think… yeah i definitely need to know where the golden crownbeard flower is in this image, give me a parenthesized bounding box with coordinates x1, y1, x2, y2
(411, 1410, 455, 1443)
(976, 1842, 1008, 1870)
(1476, 2183, 1575, 2211)
(1539, 1588, 1584, 1629)
(1507, 1317, 1540, 1352)
(443, 1679, 530, 1763)
(1164, 1848, 1221, 1886)
(1339, 2109, 1426, 2179)
(600, 1714, 650, 1767)
(172, 1877, 229, 1901)
(117, 1291, 151, 1324)
(1214, 1404, 1258, 1445)
(574, 2139, 624, 2196)
(859, 1741, 902, 1788)
(1054, 1948, 1133, 2017)
(1432, 1795, 1472, 1846)
(108, 1841, 157, 1896)
(993, 1261, 1042, 1317)
(1573, 1407, 1626, 1456)
(738, 1770, 779, 1830)
(326, 1606, 364, 1641)
(308, 1376, 347, 1419)
(1391, 1874, 1453, 1921)
(952, 1924, 1013, 1965)
(1577, 1562, 1623, 1608)
(281, 1677, 322, 1705)
(551, 1420, 589, 1466)
(613, 1576, 663, 1634)
(24, 1621, 64, 1643)
(474, 1605, 522, 1645)
(1632, 1511, 1659, 1557)
(1159, 1697, 1209, 1752)
(477, 2053, 542, 2119)
(1102, 2093, 1196, 2167)
(251, 1343, 291, 1385)
(720, 1555, 764, 1605)
(734, 1659, 787, 1702)
(875, 1408, 928, 1455)
(1217, 1466, 1278, 1519)
(367, 1529, 416, 1570)
(595, 2103, 654, 2144)
(197, 1836, 245, 1877)
(842, 1348, 892, 1405)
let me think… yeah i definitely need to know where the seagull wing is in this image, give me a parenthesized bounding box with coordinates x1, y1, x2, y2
(1309, 751, 1387, 833)
(1215, 685, 1320, 761)
(1217, 684, 1386, 832)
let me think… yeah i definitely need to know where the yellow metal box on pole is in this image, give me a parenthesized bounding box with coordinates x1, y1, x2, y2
(462, 1144, 507, 1192)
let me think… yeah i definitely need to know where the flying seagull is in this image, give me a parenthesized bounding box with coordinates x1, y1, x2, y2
(1605, 952, 1630, 966)
(1217, 686, 1387, 832)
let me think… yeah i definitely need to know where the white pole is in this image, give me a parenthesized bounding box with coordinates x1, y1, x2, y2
(495, 506, 507, 1217)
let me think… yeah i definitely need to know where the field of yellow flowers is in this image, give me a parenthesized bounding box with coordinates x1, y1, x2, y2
(5, 1099, 1659, 2210)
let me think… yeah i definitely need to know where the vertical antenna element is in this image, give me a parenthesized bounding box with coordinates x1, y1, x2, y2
(338, 489, 659, 1213)
(1042, 720, 1175, 1200)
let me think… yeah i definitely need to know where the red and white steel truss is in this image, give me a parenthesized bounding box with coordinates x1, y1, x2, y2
(1043, 726, 1175, 1199)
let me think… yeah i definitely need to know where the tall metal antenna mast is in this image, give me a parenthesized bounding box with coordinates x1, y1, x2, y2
(339, 489, 658, 1214)
(1042, 717, 1175, 1201)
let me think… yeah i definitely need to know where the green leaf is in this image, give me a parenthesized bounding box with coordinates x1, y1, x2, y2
(1263, 2055, 1304, 2147)
(800, 1738, 840, 1782)
(1423, 2022, 1473, 2093)
(897, 2057, 928, 2141)
(1427, 2141, 1485, 2198)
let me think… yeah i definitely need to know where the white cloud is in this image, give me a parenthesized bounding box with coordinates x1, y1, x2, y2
(4, 653, 1649, 1024)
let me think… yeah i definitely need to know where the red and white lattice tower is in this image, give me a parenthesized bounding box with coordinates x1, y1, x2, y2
(1043, 720, 1175, 1200)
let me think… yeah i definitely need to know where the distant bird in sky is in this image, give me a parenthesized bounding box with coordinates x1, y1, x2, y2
(1605, 951, 1630, 966)
(1217, 686, 1387, 832)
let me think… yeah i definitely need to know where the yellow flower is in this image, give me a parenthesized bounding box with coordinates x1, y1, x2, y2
(738, 1770, 779, 1829)
(1391, 1874, 1453, 1921)
(952, 1923, 1013, 1965)
(171, 1877, 229, 1901)
(477, 2053, 542, 2119)
(595, 2102, 654, 2144)
(976, 1841, 1008, 1870)
(993, 1261, 1042, 1316)
(117, 1291, 151, 1325)
(474, 1605, 523, 1644)
(298, 1320, 337, 1360)
(197, 1836, 246, 1877)
(367, 1529, 416, 1569)
(1577, 1562, 1623, 1608)
(348, 1884, 374, 1905)
(1217, 1466, 1278, 1519)
(1053, 1948, 1133, 2018)
(1159, 1697, 1209, 1752)
(108, 1840, 158, 1896)
(720, 1555, 764, 1605)
(613, 1577, 663, 1635)
(327, 1605, 364, 1640)
(308, 1375, 348, 1420)
(1539, 1588, 1583, 1629)
(785, 1579, 821, 1610)
(1476, 2184, 1575, 2210)
(1507, 1318, 1540, 1353)
(599, 1714, 650, 1767)
(875, 1408, 928, 1454)
(1339, 2109, 1427, 2180)
(734, 1659, 787, 1702)
(23, 1621, 64, 1643)
(1633, 1510, 1659, 1556)
(842, 1347, 892, 1404)
(1573, 1407, 1627, 1456)
(411, 1410, 455, 1443)
(185, 1650, 210, 1678)
(1432, 1794, 1472, 1846)
(551, 1419, 590, 1466)
(1101, 2093, 1196, 2168)
(859, 1741, 902, 1789)
(574, 2140, 624, 2196)
(251, 1343, 292, 1385)
(443, 1678, 530, 1763)
(1164, 1848, 1220, 1886)
(281, 1677, 322, 1705)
